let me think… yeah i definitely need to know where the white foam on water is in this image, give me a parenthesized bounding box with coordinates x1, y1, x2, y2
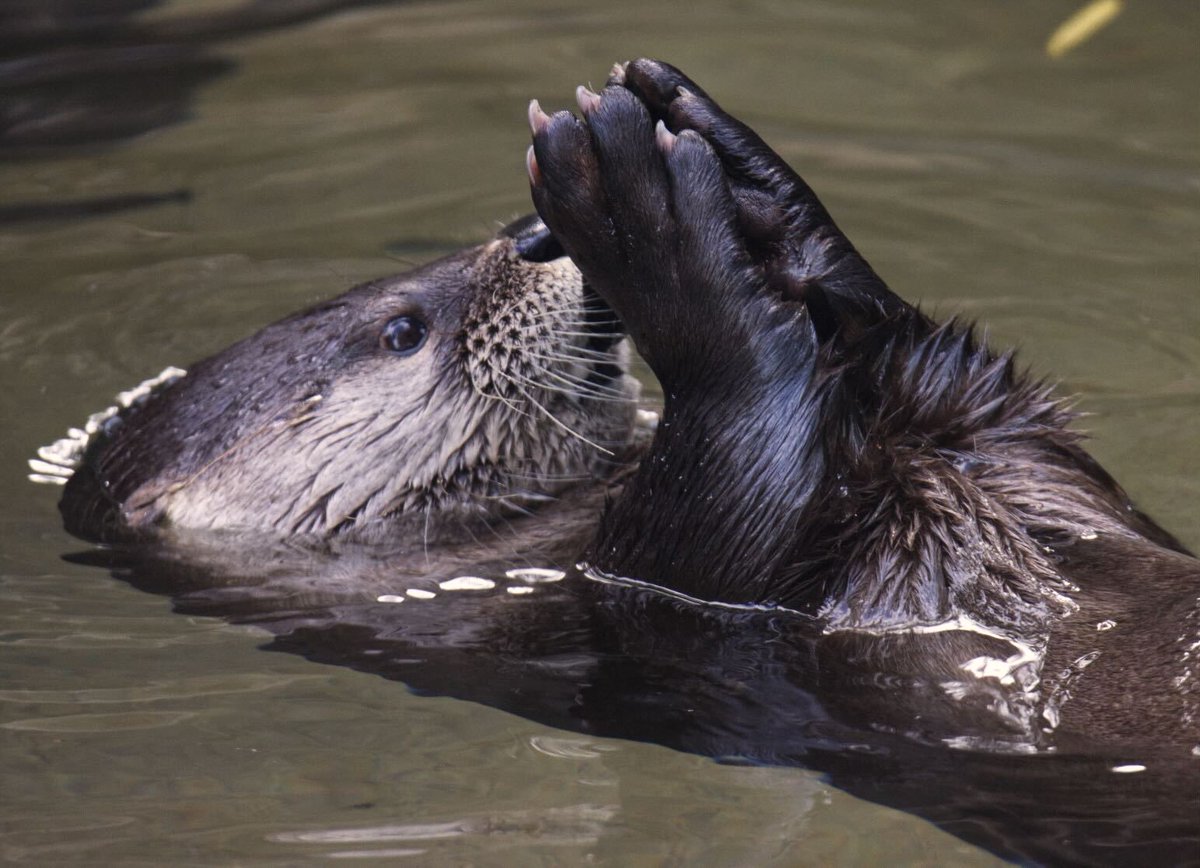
(438, 577, 495, 592)
(28, 366, 187, 485)
(504, 568, 565, 584)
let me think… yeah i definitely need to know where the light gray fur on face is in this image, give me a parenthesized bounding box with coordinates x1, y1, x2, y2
(118, 233, 639, 542)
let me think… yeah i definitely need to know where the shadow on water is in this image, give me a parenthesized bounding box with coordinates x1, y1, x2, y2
(0, 0, 407, 223)
(65, 537, 1200, 867)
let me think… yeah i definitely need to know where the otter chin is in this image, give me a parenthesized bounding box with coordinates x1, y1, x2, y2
(50, 215, 642, 544)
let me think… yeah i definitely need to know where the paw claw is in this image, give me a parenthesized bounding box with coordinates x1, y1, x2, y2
(608, 62, 627, 85)
(655, 120, 676, 154)
(525, 145, 541, 186)
(575, 84, 602, 116)
(528, 99, 550, 136)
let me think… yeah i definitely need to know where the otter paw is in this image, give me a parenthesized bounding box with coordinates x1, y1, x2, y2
(527, 83, 768, 381)
(617, 58, 801, 216)
(614, 59, 908, 334)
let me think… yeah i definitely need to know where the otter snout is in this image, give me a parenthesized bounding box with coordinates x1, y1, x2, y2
(504, 214, 568, 264)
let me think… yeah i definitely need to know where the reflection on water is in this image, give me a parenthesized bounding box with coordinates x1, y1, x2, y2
(42, 532, 1197, 864)
(2, 0, 1197, 865)
(0, 0, 410, 225)
(0, 0, 411, 156)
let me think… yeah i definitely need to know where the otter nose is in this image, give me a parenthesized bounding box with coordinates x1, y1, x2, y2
(504, 215, 567, 263)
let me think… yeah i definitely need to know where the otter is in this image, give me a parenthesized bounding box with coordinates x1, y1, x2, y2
(526, 59, 1200, 751)
(32, 61, 1198, 863)
(45, 215, 644, 548)
(39, 60, 1197, 756)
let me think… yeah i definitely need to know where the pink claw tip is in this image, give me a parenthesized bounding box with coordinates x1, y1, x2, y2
(528, 99, 550, 135)
(525, 145, 541, 186)
(655, 120, 677, 154)
(575, 84, 601, 115)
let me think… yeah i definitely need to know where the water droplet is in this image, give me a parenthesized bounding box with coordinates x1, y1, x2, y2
(506, 586, 535, 596)
(439, 577, 495, 591)
(504, 567, 565, 583)
(1111, 764, 1146, 774)
(1096, 619, 1116, 631)
(376, 594, 405, 603)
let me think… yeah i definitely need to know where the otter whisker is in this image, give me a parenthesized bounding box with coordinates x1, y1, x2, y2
(509, 366, 629, 405)
(494, 497, 539, 518)
(501, 470, 597, 484)
(466, 365, 533, 419)
(494, 371, 615, 456)
(526, 363, 628, 394)
(538, 322, 618, 337)
(522, 314, 622, 329)
(506, 369, 593, 402)
(529, 368, 632, 403)
(532, 300, 614, 314)
(531, 358, 626, 386)
(520, 316, 624, 333)
(479, 488, 559, 503)
(529, 345, 618, 363)
(476, 382, 529, 415)
(524, 318, 624, 334)
(504, 432, 633, 460)
(516, 308, 622, 322)
(542, 329, 626, 339)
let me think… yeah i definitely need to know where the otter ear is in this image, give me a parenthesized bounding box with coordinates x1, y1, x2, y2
(619, 58, 912, 341)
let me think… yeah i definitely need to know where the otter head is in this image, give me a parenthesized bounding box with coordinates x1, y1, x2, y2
(57, 215, 640, 543)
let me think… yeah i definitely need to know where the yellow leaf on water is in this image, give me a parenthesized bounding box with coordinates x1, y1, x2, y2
(1046, 0, 1124, 58)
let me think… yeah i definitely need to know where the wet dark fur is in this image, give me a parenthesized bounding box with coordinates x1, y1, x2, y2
(530, 60, 1199, 747)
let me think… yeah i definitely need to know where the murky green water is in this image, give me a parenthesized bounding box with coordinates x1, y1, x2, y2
(2, 0, 1196, 863)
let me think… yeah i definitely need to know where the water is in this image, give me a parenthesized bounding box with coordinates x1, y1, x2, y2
(2, 0, 1198, 864)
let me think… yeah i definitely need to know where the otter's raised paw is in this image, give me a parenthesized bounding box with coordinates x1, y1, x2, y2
(615, 59, 909, 334)
(527, 84, 780, 384)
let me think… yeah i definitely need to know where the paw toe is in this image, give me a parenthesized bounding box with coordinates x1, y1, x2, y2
(624, 58, 711, 118)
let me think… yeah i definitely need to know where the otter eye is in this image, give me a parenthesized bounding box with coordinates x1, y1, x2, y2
(381, 316, 428, 355)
